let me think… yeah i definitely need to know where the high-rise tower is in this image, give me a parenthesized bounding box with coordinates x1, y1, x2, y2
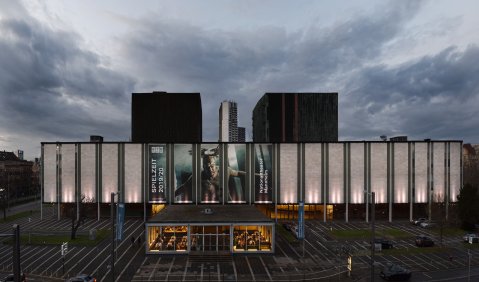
(219, 101, 239, 142)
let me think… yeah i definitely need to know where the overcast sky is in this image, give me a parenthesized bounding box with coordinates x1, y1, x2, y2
(1, 0, 479, 160)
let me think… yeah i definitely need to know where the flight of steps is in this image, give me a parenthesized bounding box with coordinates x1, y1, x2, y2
(188, 251, 233, 264)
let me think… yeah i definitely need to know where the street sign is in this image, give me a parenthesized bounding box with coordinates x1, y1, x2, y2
(61, 242, 68, 256)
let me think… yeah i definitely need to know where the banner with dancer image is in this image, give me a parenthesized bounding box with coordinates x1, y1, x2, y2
(227, 144, 247, 203)
(200, 144, 221, 203)
(174, 144, 193, 203)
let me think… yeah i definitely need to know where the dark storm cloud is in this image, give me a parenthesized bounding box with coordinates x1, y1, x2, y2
(121, 1, 423, 141)
(0, 8, 135, 153)
(341, 45, 479, 142)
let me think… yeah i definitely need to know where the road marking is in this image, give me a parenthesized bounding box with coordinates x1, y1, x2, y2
(75, 220, 141, 278)
(232, 255, 238, 281)
(245, 256, 256, 281)
(259, 256, 272, 281)
(89, 221, 143, 279)
(29, 246, 59, 273)
(149, 257, 161, 281)
(165, 256, 176, 282)
(115, 248, 146, 282)
(199, 259, 204, 282)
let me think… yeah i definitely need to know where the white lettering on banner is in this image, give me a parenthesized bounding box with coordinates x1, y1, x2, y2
(158, 167, 164, 193)
(151, 159, 157, 193)
(264, 169, 268, 193)
(259, 158, 265, 194)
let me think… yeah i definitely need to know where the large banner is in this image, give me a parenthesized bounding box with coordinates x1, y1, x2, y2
(174, 144, 193, 203)
(254, 144, 273, 203)
(200, 144, 221, 203)
(148, 144, 167, 203)
(227, 144, 247, 203)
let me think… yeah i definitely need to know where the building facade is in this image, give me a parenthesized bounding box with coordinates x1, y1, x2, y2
(0, 151, 37, 203)
(41, 140, 462, 223)
(131, 92, 202, 143)
(252, 93, 338, 142)
(219, 101, 238, 142)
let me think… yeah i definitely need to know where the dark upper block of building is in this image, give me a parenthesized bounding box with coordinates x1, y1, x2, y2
(252, 93, 338, 142)
(132, 92, 202, 143)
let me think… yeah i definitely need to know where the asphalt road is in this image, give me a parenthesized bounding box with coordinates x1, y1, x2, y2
(5, 200, 41, 218)
(2, 205, 479, 281)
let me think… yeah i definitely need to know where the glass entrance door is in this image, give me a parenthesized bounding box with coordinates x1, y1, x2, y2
(204, 234, 216, 251)
(204, 226, 217, 251)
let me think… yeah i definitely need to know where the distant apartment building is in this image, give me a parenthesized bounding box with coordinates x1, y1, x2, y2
(0, 151, 37, 201)
(219, 101, 241, 142)
(389, 136, 408, 142)
(132, 92, 202, 143)
(253, 93, 338, 142)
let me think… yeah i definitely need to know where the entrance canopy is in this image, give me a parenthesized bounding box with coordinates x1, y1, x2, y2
(146, 205, 274, 254)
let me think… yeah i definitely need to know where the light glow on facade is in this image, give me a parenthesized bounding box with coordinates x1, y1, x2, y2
(80, 144, 96, 201)
(61, 144, 75, 203)
(350, 143, 364, 204)
(370, 143, 387, 203)
(305, 144, 321, 203)
(415, 143, 428, 203)
(125, 144, 142, 203)
(102, 144, 118, 203)
(393, 143, 408, 203)
(43, 144, 57, 202)
(328, 144, 344, 203)
(279, 144, 297, 203)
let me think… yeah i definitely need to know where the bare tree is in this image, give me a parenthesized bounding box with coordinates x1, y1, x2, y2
(70, 194, 95, 240)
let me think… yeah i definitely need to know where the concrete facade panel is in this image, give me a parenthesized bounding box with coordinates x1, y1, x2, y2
(305, 144, 321, 203)
(350, 143, 365, 204)
(415, 143, 428, 203)
(371, 143, 387, 203)
(433, 143, 445, 201)
(43, 144, 57, 202)
(279, 144, 297, 203)
(328, 143, 344, 203)
(394, 143, 408, 203)
(125, 144, 142, 203)
(61, 144, 76, 203)
(102, 144, 118, 203)
(80, 144, 96, 201)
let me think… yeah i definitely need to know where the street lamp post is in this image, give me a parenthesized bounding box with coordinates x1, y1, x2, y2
(110, 192, 119, 282)
(468, 249, 471, 282)
(365, 191, 376, 282)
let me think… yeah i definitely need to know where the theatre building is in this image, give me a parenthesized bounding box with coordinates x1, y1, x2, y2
(41, 140, 462, 254)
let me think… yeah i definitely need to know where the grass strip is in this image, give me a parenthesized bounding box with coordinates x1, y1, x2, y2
(353, 246, 449, 256)
(331, 228, 410, 240)
(0, 210, 38, 223)
(431, 227, 466, 237)
(4, 229, 110, 246)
